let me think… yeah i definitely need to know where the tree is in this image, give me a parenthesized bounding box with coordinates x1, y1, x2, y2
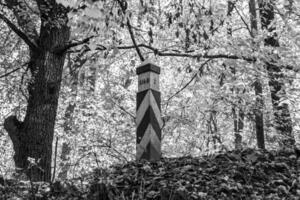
(1, 0, 70, 181)
(0, 0, 298, 180)
(249, 0, 265, 149)
(258, 0, 295, 147)
(227, 0, 244, 150)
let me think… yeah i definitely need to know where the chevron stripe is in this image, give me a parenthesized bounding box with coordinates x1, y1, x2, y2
(136, 124, 161, 160)
(137, 89, 160, 111)
(136, 90, 162, 128)
(136, 107, 161, 143)
(136, 63, 161, 161)
(151, 90, 161, 111)
(136, 90, 148, 111)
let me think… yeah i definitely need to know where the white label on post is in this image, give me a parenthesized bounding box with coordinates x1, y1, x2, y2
(138, 72, 159, 92)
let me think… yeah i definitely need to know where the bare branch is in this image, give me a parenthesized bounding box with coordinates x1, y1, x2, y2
(118, 44, 255, 61)
(166, 59, 213, 102)
(234, 5, 252, 37)
(54, 35, 95, 54)
(115, 0, 145, 61)
(0, 67, 21, 79)
(0, 13, 39, 51)
(110, 98, 135, 120)
(4, 0, 38, 39)
(69, 43, 256, 62)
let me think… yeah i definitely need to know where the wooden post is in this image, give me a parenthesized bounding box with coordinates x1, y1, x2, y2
(136, 62, 162, 161)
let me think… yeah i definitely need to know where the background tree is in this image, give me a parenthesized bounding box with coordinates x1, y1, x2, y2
(0, 0, 299, 180)
(258, 0, 295, 147)
(249, 0, 265, 149)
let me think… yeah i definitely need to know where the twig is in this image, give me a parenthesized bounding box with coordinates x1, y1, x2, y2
(234, 6, 252, 37)
(166, 59, 213, 102)
(106, 145, 129, 162)
(118, 104, 135, 120)
(54, 35, 95, 53)
(125, 20, 145, 61)
(0, 67, 21, 79)
(69, 43, 256, 62)
(93, 152, 100, 168)
(116, 0, 145, 61)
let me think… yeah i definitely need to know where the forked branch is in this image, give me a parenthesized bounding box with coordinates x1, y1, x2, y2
(0, 13, 39, 51)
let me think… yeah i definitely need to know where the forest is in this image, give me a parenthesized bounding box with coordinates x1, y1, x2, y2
(0, 0, 299, 199)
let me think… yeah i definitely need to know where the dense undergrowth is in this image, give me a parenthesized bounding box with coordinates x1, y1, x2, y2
(0, 148, 299, 200)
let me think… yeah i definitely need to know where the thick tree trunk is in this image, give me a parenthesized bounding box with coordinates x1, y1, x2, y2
(4, 1, 70, 181)
(258, 0, 295, 147)
(249, 0, 265, 149)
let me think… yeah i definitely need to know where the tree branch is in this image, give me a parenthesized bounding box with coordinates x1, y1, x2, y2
(0, 67, 21, 79)
(119, 44, 255, 61)
(54, 35, 95, 54)
(0, 13, 39, 51)
(4, 0, 38, 39)
(69, 43, 256, 62)
(234, 5, 252, 37)
(116, 0, 145, 61)
(4, 116, 22, 154)
(166, 59, 213, 102)
(125, 20, 145, 61)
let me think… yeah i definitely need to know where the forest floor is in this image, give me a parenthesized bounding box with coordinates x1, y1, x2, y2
(0, 148, 299, 200)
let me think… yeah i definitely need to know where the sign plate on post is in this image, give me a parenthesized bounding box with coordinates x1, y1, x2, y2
(136, 62, 162, 161)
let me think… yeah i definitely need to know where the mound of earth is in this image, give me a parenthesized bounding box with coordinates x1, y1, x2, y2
(0, 148, 299, 199)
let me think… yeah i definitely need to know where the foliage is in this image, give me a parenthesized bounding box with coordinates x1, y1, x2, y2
(0, 0, 299, 183)
(0, 149, 299, 199)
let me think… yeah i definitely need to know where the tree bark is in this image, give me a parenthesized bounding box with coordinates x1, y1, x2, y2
(3, 0, 70, 181)
(227, 0, 244, 150)
(249, 0, 265, 149)
(258, 0, 295, 147)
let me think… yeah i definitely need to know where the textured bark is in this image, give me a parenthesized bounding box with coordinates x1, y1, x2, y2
(254, 81, 265, 148)
(233, 108, 244, 150)
(249, 0, 265, 149)
(3, 0, 70, 181)
(227, 1, 244, 150)
(88, 65, 97, 93)
(258, 0, 295, 147)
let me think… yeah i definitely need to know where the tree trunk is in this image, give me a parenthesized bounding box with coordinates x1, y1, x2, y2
(227, 1, 244, 150)
(4, 1, 70, 182)
(258, 0, 295, 147)
(249, 0, 265, 149)
(254, 80, 265, 148)
(232, 104, 244, 150)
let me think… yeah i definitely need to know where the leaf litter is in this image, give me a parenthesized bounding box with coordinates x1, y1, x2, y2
(0, 148, 299, 199)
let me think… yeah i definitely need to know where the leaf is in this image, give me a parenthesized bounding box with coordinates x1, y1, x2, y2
(146, 191, 159, 198)
(198, 192, 207, 197)
(88, 43, 97, 51)
(246, 153, 258, 163)
(84, 7, 102, 19)
(110, 47, 119, 58)
(56, 0, 78, 8)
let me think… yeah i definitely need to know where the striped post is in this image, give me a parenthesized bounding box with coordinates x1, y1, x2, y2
(136, 62, 162, 161)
